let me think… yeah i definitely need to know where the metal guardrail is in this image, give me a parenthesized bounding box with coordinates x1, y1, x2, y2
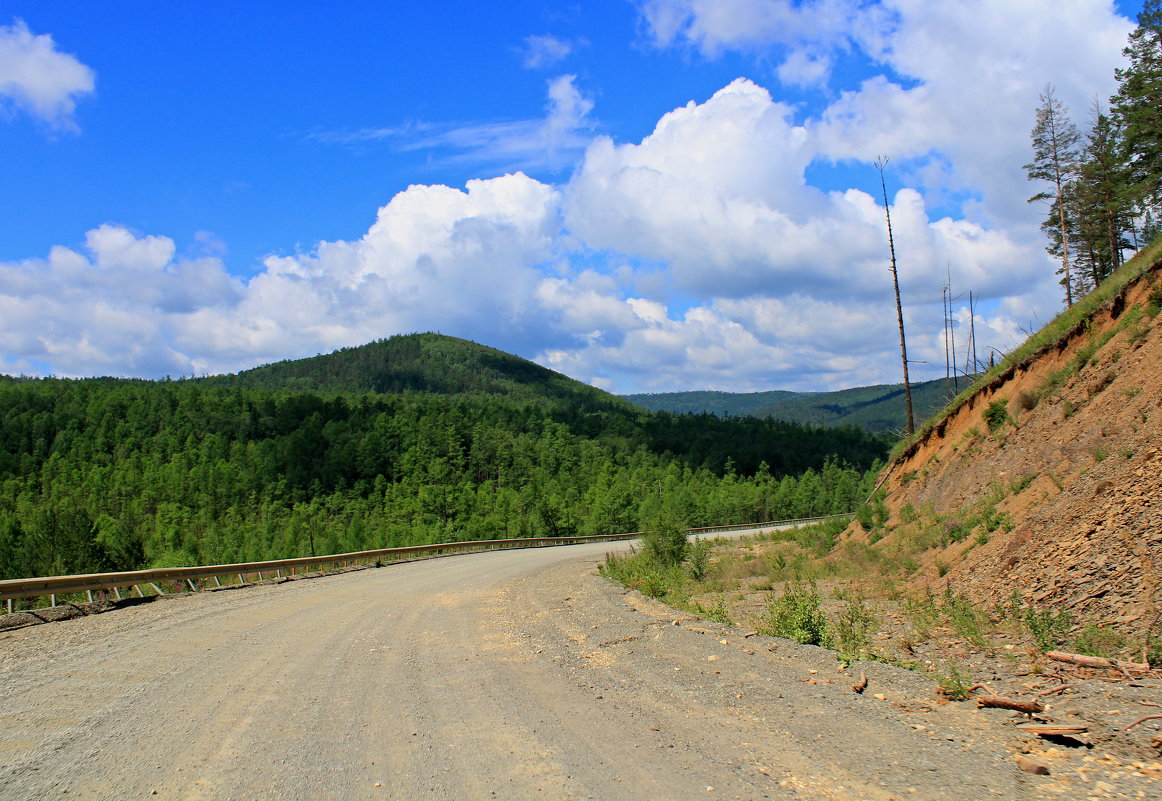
(0, 513, 853, 611)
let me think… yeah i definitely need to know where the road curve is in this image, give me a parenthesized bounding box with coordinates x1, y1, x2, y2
(1, 538, 1032, 800)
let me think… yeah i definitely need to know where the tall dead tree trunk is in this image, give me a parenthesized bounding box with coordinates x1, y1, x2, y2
(875, 156, 915, 436)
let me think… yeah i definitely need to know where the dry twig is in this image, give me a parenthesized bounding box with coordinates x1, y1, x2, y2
(1123, 715, 1162, 732)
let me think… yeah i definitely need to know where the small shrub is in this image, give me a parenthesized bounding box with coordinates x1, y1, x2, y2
(935, 661, 975, 701)
(1147, 285, 1162, 317)
(1062, 399, 1075, 418)
(899, 502, 918, 524)
(982, 508, 1013, 534)
(761, 580, 831, 646)
(1024, 606, 1074, 652)
(834, 597, 878, 662)
(1010, 473, 1036, 494)
(984, 399, 1012, 433)
(696, 598, 733, 626)
(904, 590, 939, 638)
(1072, 337, 1103, 371)
(687, 539, 712, 581)
(1092, 446, 1108, 463)
(1070, 624, 1127, 658)
(642, 518, 689, 568)
(941, 518, 966, 544)
(1016, 390, 1041, 411)
(943, 590, 987, 647)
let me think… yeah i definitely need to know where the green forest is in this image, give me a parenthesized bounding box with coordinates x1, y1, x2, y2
(0, 334, 888, 581)
(624, 374, 971, 434)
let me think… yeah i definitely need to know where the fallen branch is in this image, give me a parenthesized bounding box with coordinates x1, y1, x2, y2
(852, 672, 868, 694)
(1046, 651, 1149, 672)
(977, 695, 1044, 714)
(1123, 715, 1162, 732)
(1035, 684, 1074, 697)
(1018, 724, 1088, 737)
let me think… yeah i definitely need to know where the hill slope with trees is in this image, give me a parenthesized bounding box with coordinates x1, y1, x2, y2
(624, 375, 964, 434)
(0, 334, 888, 583)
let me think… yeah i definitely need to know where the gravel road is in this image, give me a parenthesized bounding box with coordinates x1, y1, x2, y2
(0, 538, 1117, 800)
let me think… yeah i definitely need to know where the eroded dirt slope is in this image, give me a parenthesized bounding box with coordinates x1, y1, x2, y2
(861, 259, 1162, 641)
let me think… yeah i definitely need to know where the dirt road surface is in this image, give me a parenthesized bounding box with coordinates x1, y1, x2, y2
(0, 539, 1102, 800)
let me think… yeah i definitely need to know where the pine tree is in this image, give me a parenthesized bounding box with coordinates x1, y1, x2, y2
(1111, 0, 1162, 226)
(1072, 102, 1131, 290)
(1025, 85, 1082, 306)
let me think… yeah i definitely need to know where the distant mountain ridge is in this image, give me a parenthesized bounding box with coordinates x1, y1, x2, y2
(200, 332, 629, 411)
(622, 389, 809, 417)
(624, 375, 974, 434)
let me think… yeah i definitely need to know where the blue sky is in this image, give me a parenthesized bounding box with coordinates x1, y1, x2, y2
(0, 1, 1147, 392)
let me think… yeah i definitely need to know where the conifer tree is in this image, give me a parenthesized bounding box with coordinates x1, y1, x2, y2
(1111, 0, 1162, 226)
(1025, 85, 1082, 306)
(1072, 102, 1131, 291)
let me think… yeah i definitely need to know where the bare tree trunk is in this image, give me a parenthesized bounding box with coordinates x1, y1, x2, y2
(876, 157, 915, 436)
(1057, 190, 1074, 306)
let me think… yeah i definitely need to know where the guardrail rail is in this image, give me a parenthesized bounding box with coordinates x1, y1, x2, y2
(0, 513, 853, 612)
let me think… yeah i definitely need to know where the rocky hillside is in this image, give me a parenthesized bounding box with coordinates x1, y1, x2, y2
(850, 248, 1162, 643)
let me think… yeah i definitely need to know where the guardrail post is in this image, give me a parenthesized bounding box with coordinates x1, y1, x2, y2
(114, 587, 122, 600)
(134, 585, 144, 597)
(214, 576, 222, 587)
(237, 574, 244, 585)
(87, 590, 94, 603)
(50, 594, 56, 607)
(6, 599, 11, 614)
(149, 582, 165, 596)
(186, 579, 197, 592)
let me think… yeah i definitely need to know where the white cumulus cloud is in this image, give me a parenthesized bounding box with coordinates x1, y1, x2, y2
(0, 19, 95, 131)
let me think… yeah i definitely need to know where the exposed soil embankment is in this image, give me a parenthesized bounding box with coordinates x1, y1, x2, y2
(862, 258, 1162, 640)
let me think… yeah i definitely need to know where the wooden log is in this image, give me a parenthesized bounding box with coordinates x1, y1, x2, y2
(1046, 651, 1149, 672)
(976, 695, 1044, 714)
(1016, 724, 1088, 736)
(852, 672, 868, 694)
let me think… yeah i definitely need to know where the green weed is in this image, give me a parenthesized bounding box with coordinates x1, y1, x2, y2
(1024, 606, 1074, 652)
(834, 597, 879, 663)
(760, 580, 831, 646)
(943, 589, 987, 648)
(984, 399, 1012, 433)
(1069, 624, 1127, 659)
(935, 661, 975, 701)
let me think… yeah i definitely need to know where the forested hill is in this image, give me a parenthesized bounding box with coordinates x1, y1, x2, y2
(625, 375, 971, 434)
(0, 338, 890, 584)
(623, 389, 807, 417)
(200, 333, 628, 412)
